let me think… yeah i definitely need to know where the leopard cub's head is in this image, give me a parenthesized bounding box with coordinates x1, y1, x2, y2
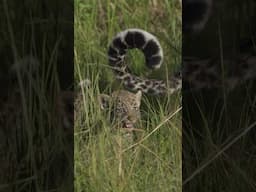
(98, 90, 142, 129)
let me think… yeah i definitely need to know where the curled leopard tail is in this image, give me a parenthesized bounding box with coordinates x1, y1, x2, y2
(183, 0, 212, 33)
(108, 28, 181, 95)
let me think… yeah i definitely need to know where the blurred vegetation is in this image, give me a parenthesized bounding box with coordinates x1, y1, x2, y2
(183, 1, 256, 192)
(0, 0, 73, 191)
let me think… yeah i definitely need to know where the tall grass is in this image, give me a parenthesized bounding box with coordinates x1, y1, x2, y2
(74, 0, 182, 191)
(182, 1, 256, 191)
(1, 0, 73, 191)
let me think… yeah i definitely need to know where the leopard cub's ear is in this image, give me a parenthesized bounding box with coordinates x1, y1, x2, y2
(98, 94, 111, 110)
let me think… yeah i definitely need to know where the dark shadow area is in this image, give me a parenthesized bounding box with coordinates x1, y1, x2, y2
(183, 0, 256, 191)
(0, 0, 74, 191)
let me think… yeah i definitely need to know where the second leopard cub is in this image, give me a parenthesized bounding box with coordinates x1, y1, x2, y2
(98, 90, 142, 130)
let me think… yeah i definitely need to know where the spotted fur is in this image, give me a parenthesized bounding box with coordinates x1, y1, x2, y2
(98, 90, 142, 130)
(183, 55, 256, 91)
(108, 28, 182, 95)
(182, 0, 256, 91)
(108, 27, 256, 95)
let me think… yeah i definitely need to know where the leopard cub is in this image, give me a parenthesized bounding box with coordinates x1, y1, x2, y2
(98, 90, 142, 131)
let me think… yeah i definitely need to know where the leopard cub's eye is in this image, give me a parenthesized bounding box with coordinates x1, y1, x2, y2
(134, 106, 139, 111)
